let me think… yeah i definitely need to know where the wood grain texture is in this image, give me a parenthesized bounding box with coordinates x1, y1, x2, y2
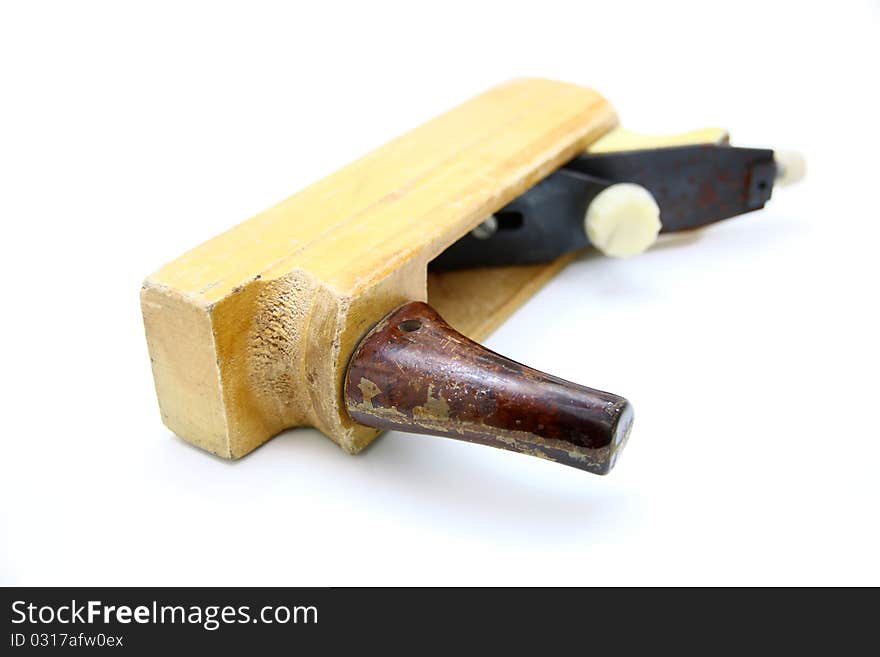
(141, 78, 618, 458)
(345, 302, 633, 474)
(426, 255, 576, 340)
(587, 126, 729, 152)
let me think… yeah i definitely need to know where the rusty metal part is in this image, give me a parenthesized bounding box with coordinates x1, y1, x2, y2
(431, 144, 776, 270)
(344, 302, 633, 474)
(567, 144, 776, 232)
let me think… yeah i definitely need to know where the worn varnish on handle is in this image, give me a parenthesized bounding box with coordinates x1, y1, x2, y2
(141, 75, 802, 475)
(141, 78, 618, 460)
(345, 302, 633, 474)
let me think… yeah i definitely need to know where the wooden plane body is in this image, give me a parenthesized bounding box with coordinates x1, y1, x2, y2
(142, 79, 620, 458)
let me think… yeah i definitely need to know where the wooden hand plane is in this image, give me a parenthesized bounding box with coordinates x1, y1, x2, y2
(141, 78, 803, 475)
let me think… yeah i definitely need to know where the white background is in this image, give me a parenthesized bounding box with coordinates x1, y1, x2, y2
(1, 0, 878, 586)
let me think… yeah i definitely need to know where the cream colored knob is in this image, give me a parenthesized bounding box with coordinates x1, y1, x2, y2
(774, 150, 806, 187)
(584, 183, 662, 257)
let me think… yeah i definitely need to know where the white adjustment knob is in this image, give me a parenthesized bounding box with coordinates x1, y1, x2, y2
(584, 183, 662, 257)
(774, 150, 806, 187)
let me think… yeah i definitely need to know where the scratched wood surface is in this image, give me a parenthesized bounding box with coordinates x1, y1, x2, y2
(141, 78, 619, 458)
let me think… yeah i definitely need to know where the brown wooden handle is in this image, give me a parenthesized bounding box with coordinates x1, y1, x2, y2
(344, 302, 633, 474)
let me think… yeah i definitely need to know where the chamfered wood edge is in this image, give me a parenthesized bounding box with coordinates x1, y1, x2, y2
(141, 78, 620, 459)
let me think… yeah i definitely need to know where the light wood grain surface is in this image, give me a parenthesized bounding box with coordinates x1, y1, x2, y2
(142, 78, 618, 458)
